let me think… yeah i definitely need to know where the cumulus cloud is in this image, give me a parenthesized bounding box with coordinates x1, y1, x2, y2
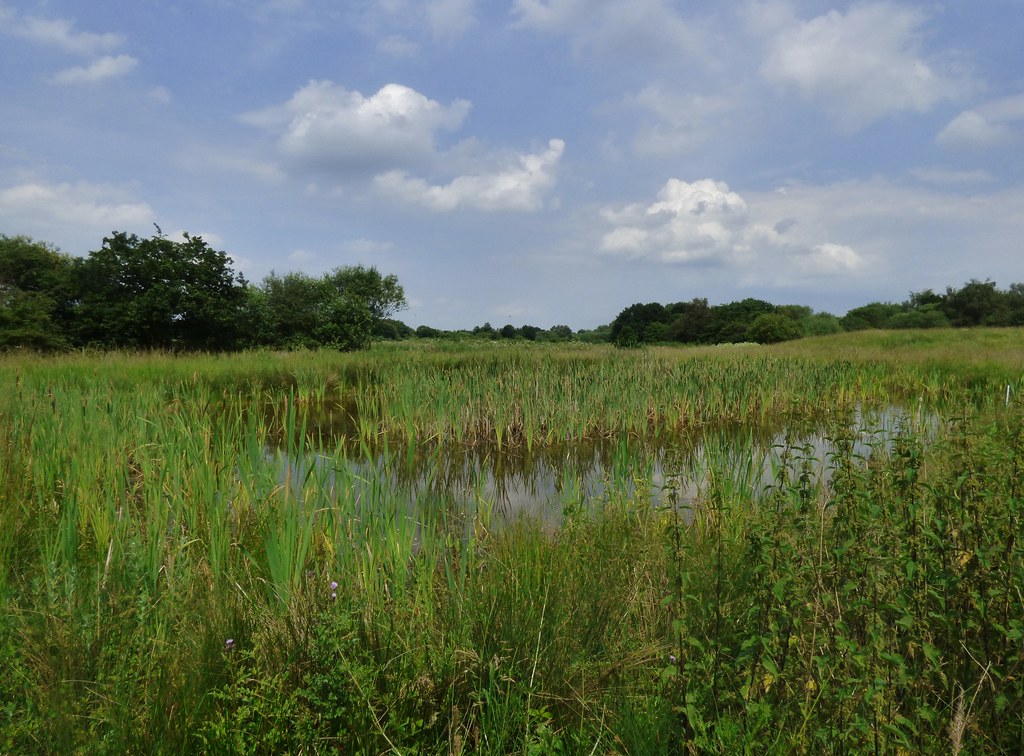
(598, 177, 868, 278)
(50, 54, 138, 85)
(241, 81, 470, 171)
(374, 138, 564, 211)
(936, 93, 1024, 149)
(512, 0, 704, 62)
(0, 181, 153, 231)
(758, 2, 973, 131)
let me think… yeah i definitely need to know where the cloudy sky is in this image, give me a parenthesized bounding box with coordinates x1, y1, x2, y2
(1, 1, 1022, 329)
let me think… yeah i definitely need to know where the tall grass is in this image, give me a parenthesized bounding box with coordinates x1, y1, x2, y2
(0, 332, 1022, 752)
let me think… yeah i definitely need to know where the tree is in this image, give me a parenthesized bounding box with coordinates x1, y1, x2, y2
(0, 235, 75, 350)
(610, 302, 669, 346)
(800, 312, 843, 336)
(73, 231, 248, 350)
(748, 313, 802, 344)
(706, 298, 776, 343)
(941, 279, 1008, 327)
(840, 302, 902, 331)
(665, 298, 712, 343)
(324, 266, 407, 323)
(520, 324, 541, 341)
(548, 324, 573, 341)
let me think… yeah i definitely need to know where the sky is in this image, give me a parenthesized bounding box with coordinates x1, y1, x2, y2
(1, 0, 1022, 330)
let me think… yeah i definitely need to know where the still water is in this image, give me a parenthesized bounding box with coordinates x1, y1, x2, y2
(270, 404, 937, 525)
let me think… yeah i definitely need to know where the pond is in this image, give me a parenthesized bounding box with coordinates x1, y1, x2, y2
(268, 402, 938, 527)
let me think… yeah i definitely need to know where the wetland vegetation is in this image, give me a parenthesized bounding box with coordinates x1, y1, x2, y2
(1, 330, 1023, 753)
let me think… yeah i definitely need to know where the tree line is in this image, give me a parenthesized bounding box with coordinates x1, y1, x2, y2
(604, 280, 1024, 347)
(3, 230, 1022, 352)
(0, 231, 406, 352)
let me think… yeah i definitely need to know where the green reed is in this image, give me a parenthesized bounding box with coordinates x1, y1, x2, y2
(0, 332, 1022, 752)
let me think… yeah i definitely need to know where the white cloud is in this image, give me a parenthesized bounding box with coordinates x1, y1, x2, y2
(910, 167, 995, 185)
(374, 138, 564, 211)
(50, 54, 138, 85)
(512, 0, 703, 62)
(598, 177, 868, 280)
(241, 81, 470, 171)
(5, 14, 123, 56)
(0, 181, 153, 232)
(354, 0, 477, 44)
(599, 178, 752, 264)
(426, 0, 477, 41)
(759, 2, 973, 131)
(936, 93, 1024, 149)
(377, 34, 419, 57)
(628, 86, 733, 156)
(805, 243, 865, 274)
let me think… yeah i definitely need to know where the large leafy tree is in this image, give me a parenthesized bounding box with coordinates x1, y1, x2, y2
(256, 266, 405, 351)
(73, 231, 248, 350)
(0, 235, 75, 350)
(323, 266, 407, 323)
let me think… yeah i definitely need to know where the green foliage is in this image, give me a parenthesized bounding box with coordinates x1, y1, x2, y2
(800, 311, 843, 336)
(254, 265, 404, 351)
(0, 235, 74, 350)
(748, 312, 803, 343)
(610, 301, 670, 346)
(73, 231, 248, 350)
(840, 301, 904, 331)
(2, 336, 1024, 752)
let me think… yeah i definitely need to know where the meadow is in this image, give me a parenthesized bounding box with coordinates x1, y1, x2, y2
(1, 330, 1022, 753)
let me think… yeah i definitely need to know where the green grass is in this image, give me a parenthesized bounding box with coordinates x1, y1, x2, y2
(0, 330, 1022, 752)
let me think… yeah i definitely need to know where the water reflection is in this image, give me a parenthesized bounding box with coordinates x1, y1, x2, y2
(268, 403, 936, 526)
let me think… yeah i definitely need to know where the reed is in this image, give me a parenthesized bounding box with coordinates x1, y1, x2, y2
(0, 331, 1021, 752)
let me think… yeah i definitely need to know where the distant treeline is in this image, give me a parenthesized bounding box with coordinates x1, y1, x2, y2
(601, 280, 1024, 346)
(3, 231, 1022, 352)
(399, 281, 1024, 347)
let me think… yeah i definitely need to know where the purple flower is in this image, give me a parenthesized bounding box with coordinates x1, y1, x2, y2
(225, 638, 235, 652)
(330, 580, 339, 591)
(669, 654, 677, 664)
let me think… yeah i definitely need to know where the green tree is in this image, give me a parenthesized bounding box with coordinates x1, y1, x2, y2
(610, 302, 669, 346)
(73, 231, 248, 350)
(0, 235, 75, 350)
(706, 298, 776, 343)
(799, 312, 843, 336)
(941, 279, 1008, 327)
(665, 298, 712, 343)
(748, 313, 802, 344)
(547, 324, 573, 341)
(840, 302, 902, 331)
(323, 266, 407, 323)
(257, 271, 325, 349)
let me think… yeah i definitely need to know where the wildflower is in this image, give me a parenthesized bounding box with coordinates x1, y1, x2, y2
(330, 580, 338, 591)
(669, 654, 677, 665)
(225, 638, 235, 652)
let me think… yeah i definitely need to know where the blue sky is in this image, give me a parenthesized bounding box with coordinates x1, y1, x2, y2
(1, 0, 1022, 330)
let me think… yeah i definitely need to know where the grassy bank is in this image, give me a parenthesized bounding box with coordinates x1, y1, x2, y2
(1, 331, 1022, 752)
